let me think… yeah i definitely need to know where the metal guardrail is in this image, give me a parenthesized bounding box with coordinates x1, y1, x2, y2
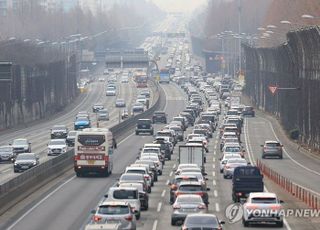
(0, 80, 165, 213)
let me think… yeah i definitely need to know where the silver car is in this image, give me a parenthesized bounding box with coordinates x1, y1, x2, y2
(105, 187, 141, 220)
(97, 109, 109, 121)
(90, 201, 136, 230)
(261, 140, 283, 159)
(0, 145, 15, 162)
(171, 194, 207, 226)
(223, 158, 248, 178)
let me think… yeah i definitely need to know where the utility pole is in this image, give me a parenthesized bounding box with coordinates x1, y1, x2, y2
(238, 0, 242, 76)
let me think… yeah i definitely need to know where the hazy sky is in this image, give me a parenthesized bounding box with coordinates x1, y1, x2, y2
(151, 0, 208, 13)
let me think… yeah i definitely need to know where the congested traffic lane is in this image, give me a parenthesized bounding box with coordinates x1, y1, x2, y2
(245, 115, 320, 195)
(1, 83, 185, 230)
(0, 73, 137, 184)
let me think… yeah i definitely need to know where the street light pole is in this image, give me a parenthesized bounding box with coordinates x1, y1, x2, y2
(238, 0, 242, 76)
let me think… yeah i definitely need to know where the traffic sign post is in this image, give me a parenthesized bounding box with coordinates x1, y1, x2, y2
(268, 85, 278, 95)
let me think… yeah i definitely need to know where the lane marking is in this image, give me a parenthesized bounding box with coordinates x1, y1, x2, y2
(212, 171, 216, 177)
(152, 220, 158, 230)
(157, 202, 162, 212)
(212, 180, 216, 186)
(169, 171, 173, 177)
(214, 190, 218, 197)
(245, 118, 292, 230)
(173, 164, 176, 169)
(213, 151, 216, 155)
(7, 176, 76, 230)
(215, 203, 220, 212)
(161, 190, 166, 197)
(212, 164, 215, 169)
(166, 180, 170, 185)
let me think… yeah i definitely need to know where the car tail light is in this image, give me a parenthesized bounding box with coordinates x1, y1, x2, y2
(236, 192, 242, 196)
(125, 215, 133, 221)
(195, 192, 204, 197)
(225, 165, 230, 169)
(246, 204, 259, 210)
(144, 175, 150, 180)
(270, 205, 281, 210)
(74, 155, 80, 161)
(173, 204, 181, 209)
(217, 226, 222, 230)
(92, 215, 102, 222)
(171, 184, 177, 190)
(175, 191, 183, 196)
(104, 155, 109, 162)
(182, 227, 188, 230)
(198, 204, 206, 209)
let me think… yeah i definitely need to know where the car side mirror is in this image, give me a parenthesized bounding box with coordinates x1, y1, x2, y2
(220, 220, 225, 225)
(247, 162, 251, 165)
(205, 177, 208, 181)
(203, 172, 208, 176)
(91, 210, 96, 214)
(104, 194, 108, 198)
(260, 145, 264, 147)
(29, 142, 31, 145)
(279, 200, 284, 203)
(207, 188, 211, 191)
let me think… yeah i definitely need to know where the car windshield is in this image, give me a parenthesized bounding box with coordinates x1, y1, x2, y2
(225, 147, 240, 152)
(0, 146, 12, 152)
(143, 149, 159, 153)
(16, 154, 35, 160)
(176, 196, 202, 204)
(120, 174, 143, 181)
(98, 205, 129, 215)
(76, 117, 89, 122)
(13, 139, 27, 145)
(185, 216, 218, 225)
(138, 120, 151, 125)
(52, 126, 66, 130)
(113, 190, 138, 199)
(227, 159, 247, 164)
(49, 140, 65, 145)
(99, 110, 108, 114)
(251, 197, 277, 204)
(179, 185, 202, 192)
(175, 177, 198, 183)
(266, 143, 281, 147)
(68, 131, 77, 137)
(126, 169, 145, 175)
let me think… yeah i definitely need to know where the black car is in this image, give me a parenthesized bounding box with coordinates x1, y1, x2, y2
(92, 103, 104, 113)
(242, 106, 255, 117)
(13, 153, 39, 173)
(50, 125, 68, 139)
(152, 111, 167, 124)
(136, 119, 153, 135)
(153, 138, 172, 160)
(66, 131, 77, 147)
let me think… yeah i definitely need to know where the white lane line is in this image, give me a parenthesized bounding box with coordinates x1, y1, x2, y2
(212, 171, 216, 177)
(118, 132, 135, 145)
(212, 158, 216, 162)
(157, 202, 162, 212)
(173, 164, 176, 169)
(261, 117, 320, 177)
(161, 190, 166, 197)
(212, 164, 215, 169)
(212, 180, 216, 186)
(245, 118, 292, 230)
(213, 151, 216, 155)
(152, 220, 158, 230)
(7, 176, 76, 230)
(3, 168, 11, 173)
(166, 180, 170, 185)
(215, 203, 220, 212)
(169, 171, 173, 177)
(214, 190, 218, 197)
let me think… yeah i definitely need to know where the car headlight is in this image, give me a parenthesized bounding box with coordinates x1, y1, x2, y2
(14, 162, 17, 166)
(33, 162, 37, 165)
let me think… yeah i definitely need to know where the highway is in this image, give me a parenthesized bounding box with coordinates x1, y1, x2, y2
(0, 69, 139, 184)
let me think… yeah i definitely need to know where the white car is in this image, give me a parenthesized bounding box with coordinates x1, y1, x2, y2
(47, 139, 67, 156)
(223, 158, 248, 178)
(115, 99, 126, 107)
(222, 143, 244, 157)
(242, 192, 284, 227)
(219, 153, 242, 173)
(106, 86, 116, 96)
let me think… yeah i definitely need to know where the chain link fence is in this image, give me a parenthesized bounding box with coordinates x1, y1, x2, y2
(0, 40, 78, 129)
(244, 26, 320, 150)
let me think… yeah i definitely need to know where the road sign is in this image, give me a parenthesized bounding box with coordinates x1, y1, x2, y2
(268, 85, 278, 95)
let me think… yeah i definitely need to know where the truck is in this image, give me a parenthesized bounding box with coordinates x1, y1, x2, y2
(159, 68, 170, 83)
(232, 166, 264, 202)
(230, 95, 241, 108)
(178, 145, 205, 174)
(74, 128, 116, 177)
(230, 96, 241, 108)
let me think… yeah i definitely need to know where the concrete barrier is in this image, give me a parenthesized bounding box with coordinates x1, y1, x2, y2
(0, 81, 165, 214)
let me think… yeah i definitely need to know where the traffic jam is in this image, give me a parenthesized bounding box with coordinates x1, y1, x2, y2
(84, 64, 285, 229)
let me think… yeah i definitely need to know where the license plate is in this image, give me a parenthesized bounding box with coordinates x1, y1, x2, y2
(21, 166, 29, 169)
(88, 160, 95, 165)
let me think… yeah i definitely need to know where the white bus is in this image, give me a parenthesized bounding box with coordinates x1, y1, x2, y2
(74, 128, 116, 177)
